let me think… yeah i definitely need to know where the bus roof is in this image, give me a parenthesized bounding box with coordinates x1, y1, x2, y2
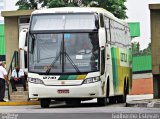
(32, 7, 127, 26)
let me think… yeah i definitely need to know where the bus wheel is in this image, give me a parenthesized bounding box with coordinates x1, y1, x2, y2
(97, 97, 108, 106)
(97, 80, 109, 106)
(40, 98, 51, 108)
(117, 83, 128, 103)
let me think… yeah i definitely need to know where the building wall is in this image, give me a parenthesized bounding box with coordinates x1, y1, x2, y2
(4, 17, 18, 69)
(132, 55, 153, 95)
(150, 9, 160, 74)
(2, 10, 33, 69)
(131, 73, 153, 95)
(150, 4, 160, 98)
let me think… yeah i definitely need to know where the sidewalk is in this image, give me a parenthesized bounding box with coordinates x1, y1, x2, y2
(0, 101, 40, 106)
(0, 99, 62, 106)
(126, 94, 160, 108)
(0, 98, 40, 106)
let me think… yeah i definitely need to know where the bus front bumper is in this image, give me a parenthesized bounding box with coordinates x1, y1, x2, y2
(28, 81, 104, 99)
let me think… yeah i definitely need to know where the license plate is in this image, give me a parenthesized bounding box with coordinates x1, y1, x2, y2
(57, 89, 69, 94)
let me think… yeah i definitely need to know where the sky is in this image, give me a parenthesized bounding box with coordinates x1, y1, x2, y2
(4, 0, 18, 10)
(0, 0, 18, 23)
(125, 0, 160, 50)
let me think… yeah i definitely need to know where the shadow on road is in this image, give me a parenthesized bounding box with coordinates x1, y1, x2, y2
(47, 101, 126, 109)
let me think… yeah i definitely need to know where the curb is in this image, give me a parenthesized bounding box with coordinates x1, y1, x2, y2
(126, 102, 160, 108)
(0, 101, 40, 106)
(0, 100, 62, 106)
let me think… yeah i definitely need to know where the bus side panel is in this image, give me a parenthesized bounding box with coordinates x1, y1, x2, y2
(111, 47, 119, 94)
(111, 47, 132, 95)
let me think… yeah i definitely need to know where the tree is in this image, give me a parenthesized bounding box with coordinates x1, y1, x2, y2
(132, 42, 140, 56)
(142, 42, 151, 55)
(16, 0, 38, 10)
(83, 0, 127, 19)
(132, 42, 151, 56)
(16, 0, 128, 19)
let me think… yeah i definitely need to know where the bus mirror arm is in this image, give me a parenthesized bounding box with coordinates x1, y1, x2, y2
(100, 48, 105, 75)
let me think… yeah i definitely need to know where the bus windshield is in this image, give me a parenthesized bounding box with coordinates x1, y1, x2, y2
(28, 32, 100, 74)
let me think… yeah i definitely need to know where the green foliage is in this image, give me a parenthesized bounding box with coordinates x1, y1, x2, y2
(142, 43, 151, 55)
(132, 42, 151, 56)
(16, 0, 38, 10)
(16, 0, 128, 19)
(87, 0, 127, 19)
(47, 0, 65, 8)
(132, 42, 140, 56)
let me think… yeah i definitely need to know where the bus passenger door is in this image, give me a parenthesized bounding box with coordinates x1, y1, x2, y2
(105, 44, 114, 96)
(19, 28, 28, 73)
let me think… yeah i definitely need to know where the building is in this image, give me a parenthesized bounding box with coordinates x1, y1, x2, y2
(149, 4, 160, 98)
(132, 55, 153, 95)
(0, 0, 18, 61)
(1, 10, 33, 68)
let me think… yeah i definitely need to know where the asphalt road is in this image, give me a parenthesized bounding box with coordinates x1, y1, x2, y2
(0, 103, 160, 119)
(0, 95, 160, 119)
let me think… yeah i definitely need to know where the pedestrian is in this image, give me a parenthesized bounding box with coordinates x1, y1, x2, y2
(0, 61, 8, 102)
(10, 65, 27, 91)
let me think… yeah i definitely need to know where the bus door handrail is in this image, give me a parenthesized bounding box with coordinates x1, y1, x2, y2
(6, 51, 18, 100)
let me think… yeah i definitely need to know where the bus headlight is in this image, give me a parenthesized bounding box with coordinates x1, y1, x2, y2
(28, 77, 44, 84)
(82, 77, 100, 84)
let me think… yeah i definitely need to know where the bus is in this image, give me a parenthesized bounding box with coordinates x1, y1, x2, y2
(24, 7, 132, 108)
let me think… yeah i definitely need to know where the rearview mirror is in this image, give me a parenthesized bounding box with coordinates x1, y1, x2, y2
(19, 28, 28, 50)
(98, 28, 106, 47)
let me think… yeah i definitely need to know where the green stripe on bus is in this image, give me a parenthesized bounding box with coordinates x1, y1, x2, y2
(59, 75, 86, 80)
(59, 75, 69, 80)
(111, 48, 118, 93)
(68, 75, 77, 80)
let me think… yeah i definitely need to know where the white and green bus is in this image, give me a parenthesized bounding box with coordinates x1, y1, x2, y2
(27, 7, 132, 108)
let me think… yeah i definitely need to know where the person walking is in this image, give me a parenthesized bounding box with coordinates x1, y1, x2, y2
(0, 61, 8, 102)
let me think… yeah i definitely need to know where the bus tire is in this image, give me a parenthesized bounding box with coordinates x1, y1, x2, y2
(40, 98, 51, 108)
(117, 81, 128, 103)
(97, 79, 109, 106)
(97, 97, 108, 106)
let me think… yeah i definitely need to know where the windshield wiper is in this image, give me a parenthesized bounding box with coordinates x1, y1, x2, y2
(46, 38, 81, 74)
(64, 50, 80, 73)
(46, 42, 62, 74)
(46, 51, 61, 74)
